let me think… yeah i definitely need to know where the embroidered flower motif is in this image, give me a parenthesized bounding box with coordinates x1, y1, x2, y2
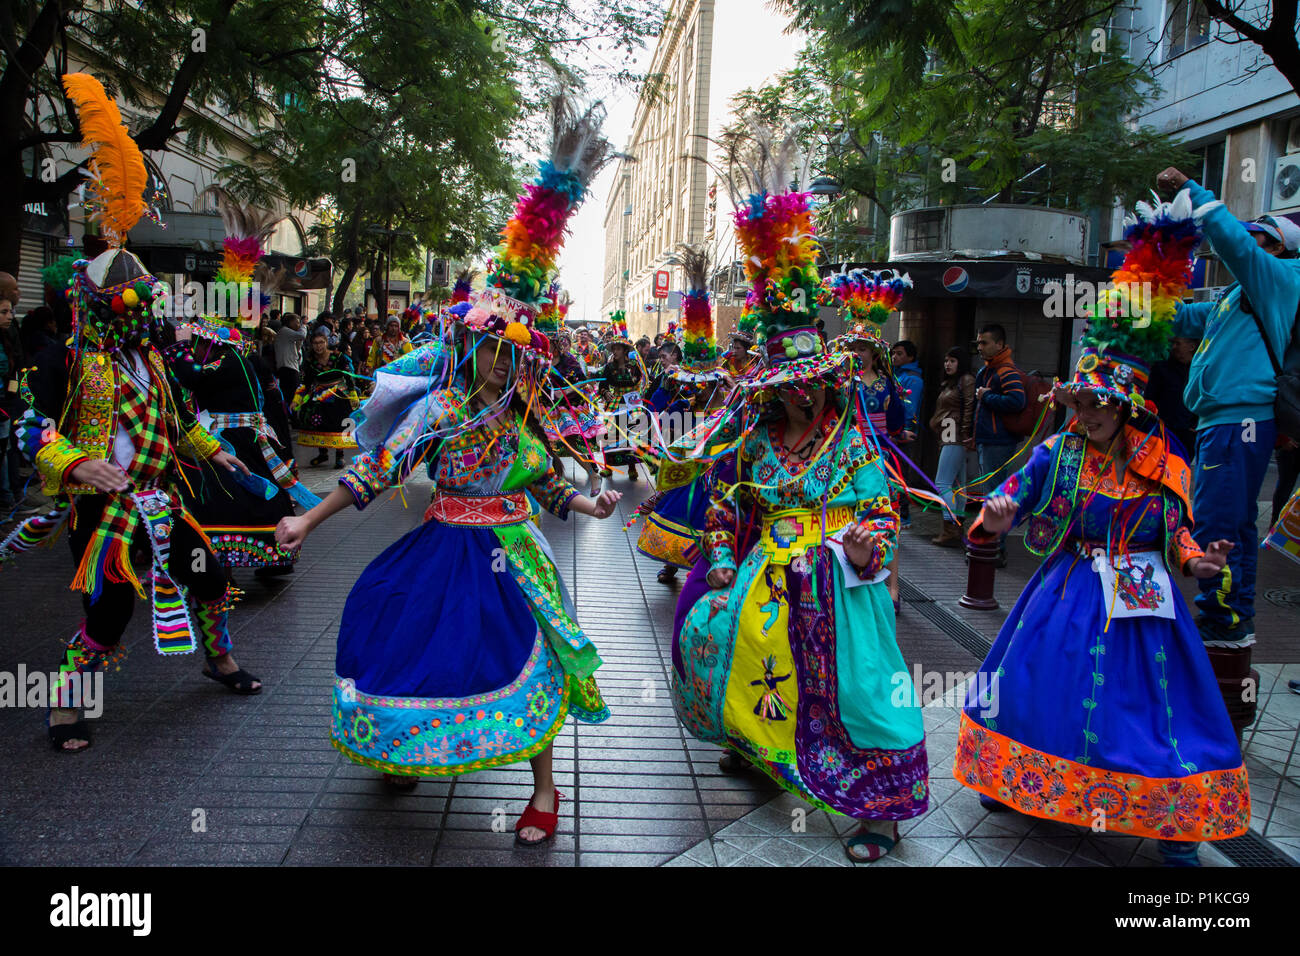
(1049, 494, 1071, 517)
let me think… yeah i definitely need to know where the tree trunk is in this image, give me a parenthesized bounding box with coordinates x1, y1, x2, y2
(332, 262, 358, 315)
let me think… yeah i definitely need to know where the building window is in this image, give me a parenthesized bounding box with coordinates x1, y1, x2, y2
(899, 209, 945, 253)
(1166, 0, 1210, 59)
(1187, 140, 1226, 195)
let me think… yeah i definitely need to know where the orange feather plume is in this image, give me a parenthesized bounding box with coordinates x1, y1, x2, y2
(62, 73, 148, 244)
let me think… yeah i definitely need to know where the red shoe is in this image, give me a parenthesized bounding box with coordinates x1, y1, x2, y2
(514, 788, 562, 847)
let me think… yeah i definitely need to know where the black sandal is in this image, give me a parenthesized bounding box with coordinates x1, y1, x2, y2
(48, 714, 92, 753)
(383, 773, 419, 791)
(718, 750, 750, 774)
(202, 665, 263, 695)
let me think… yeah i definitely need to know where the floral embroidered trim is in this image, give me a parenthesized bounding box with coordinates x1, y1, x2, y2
(954, 713, 1250, 841)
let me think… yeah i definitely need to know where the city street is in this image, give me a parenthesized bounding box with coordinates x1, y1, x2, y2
(1, 458, 1295, 868)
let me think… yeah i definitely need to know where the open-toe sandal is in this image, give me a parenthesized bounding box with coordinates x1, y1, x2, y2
(845, 823, 899, 863)
(47, 713, 92, 753)
(202, 665, 263, 695)
(514, 789, 563, 847)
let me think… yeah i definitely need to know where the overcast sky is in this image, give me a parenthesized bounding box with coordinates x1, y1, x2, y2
(556, 0, 804, 325)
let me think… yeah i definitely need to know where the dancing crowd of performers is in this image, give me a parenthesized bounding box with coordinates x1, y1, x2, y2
(4, 81, 1293, 868)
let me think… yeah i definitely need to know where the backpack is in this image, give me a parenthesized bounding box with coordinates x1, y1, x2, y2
(1000, 366, 1056, 439)
(1246, 298, 1300, 442)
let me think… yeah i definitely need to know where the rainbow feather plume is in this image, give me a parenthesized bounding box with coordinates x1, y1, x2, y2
(1090, 188, 1201, 364)
(678, 243, 717, 367)
(733, 190, 821, 339)
(536, 281, 563, 334)
(451, 267, 476, 304)
(607, 310, 629, 341)
(820, 268, 912, 327)
(486, 95, 612, 309)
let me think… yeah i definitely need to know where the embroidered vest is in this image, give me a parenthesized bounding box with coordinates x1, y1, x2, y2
(1023, 432, 1188, 569)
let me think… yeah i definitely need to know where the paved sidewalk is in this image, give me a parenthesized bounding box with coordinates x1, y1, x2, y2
(0, 459, 1295, 866)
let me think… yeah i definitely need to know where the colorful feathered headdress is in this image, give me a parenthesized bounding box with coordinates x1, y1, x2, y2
(672, 244, 723, 382)
(1057, 188, 1201, 411)
(821, 268, 912, 357)
(724, 118, 842, 391)
(182, 185, 283, 349)
(607, 310, 631, 347)
(62, 73, 168, 349)
(464, 92, 612, 364)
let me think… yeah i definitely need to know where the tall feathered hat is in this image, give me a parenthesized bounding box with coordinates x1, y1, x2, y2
(725, 119, 841, 391)
(671, 243, 723, 383)
(182, 185, 283, 351)
(607, 310, 631, 348)
(1055, 188, 1201, 412)
(822, 268, 912, 359)
(461, 92, 612, 367)
(62, 73, 169, 349)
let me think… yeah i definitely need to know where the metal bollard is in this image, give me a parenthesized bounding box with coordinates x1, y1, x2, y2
(959, 534, 1000, 610)
(1205, 645, 1258, 751)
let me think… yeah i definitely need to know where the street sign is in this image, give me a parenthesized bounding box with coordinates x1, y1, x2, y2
(643, 303, 655, 312)
(653, 270, 670, 298)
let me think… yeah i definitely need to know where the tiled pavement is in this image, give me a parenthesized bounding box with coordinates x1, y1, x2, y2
(1, 455, 1297, 867)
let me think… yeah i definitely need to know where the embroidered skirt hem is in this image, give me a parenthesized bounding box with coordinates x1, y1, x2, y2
(954, 715, 1250, 841)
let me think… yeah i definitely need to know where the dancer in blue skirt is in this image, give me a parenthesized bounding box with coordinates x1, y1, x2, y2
(953, 189, 1248, 866)
(276, 97, 621, 847)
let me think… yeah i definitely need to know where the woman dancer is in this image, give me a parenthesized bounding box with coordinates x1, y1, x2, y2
(823, 269, 913, 611)
(164, 190, 318, 578)
(673, 130, 927, 862)
(535, 287, 605, 495)
(293, 331, 360, 468)
(928, 346, 976, 547)
(953, 190, 1248, 866)
(632, 245, 729, 585)
(599, 312, 644, 482)
(276, 96, 620, 846)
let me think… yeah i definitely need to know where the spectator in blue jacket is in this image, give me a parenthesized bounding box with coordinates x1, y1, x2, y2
(1159, 166, 1300, 647)
(892, 340, 924, 527)
(969, 324, 1026, 565)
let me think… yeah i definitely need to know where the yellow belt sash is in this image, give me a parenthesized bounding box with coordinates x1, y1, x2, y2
(758, 506, 856, 565)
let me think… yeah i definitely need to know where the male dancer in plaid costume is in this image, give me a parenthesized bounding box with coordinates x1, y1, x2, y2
(9, 74, 262, 752)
